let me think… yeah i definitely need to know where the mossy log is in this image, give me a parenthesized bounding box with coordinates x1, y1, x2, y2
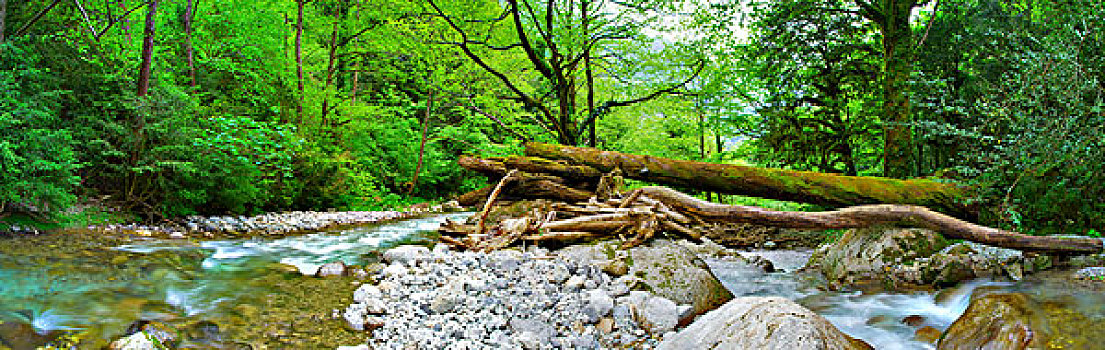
(526, 142, 974, 219)
(458, 155, 603, 182)
(632, 186, 1102, 255)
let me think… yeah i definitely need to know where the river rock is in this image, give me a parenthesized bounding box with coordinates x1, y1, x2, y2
(0, 320, 56, 350)
(111, 321, 179, 350)
(1073, 266, 1105, 281)
(315, 261, 347, 277)
(582, 289, 614, 323)
(937, 291, 1105, 350)
(383, 245, 431, 265)
(627, 239, 734, 320)
(635, 294, 681, 334)
(558, 239, 733, 321)
(658, 297, 873, 350)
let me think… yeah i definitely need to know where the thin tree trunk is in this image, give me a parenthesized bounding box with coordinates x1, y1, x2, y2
(407, 90, 433, 198)
(582, 0, 597, 147)
(136, 0, 158, 97)
(183, 0, 196, 88)
(351, 70, 358, 104)
(0, 0, 8, 46)
(319, 6, 340, 126)
(13, 0, 62, 37)
(295, 0, 305, 124)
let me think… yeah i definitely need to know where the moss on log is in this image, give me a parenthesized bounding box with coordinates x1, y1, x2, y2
(526, 142, 973, 218)
(635, 186, 1101, 255)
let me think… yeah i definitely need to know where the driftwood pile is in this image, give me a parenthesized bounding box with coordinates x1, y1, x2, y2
(440, 171, 705, 251)
(440, 143, 1104, 255)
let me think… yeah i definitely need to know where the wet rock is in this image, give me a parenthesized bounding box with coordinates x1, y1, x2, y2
(111, 321, 178, 350)
(315, 261, 347, 277)
(808, 226, 949, 290)
(0, 320, 57, 350)
(902, 315, 925, 327)
(1073, 266, 1105, 281)
(938, 293, 1038, 349)
(658, 297, 872, 350)
(938, 291, 1105, 350)
(915, 326, 941, 344)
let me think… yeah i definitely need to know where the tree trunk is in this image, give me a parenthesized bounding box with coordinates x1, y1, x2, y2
(294, 0, 305, 124)
(136, 0, 158, 97)
(319, 5, 340, 125)
(525, 142, 973, 218)
(407, 90, 433, 198)
(870, 0, 917, 178)
(183, 0, 196, 88)
(634, 186, 1102, 255)
(0, 0, 8, 45)
(581, 0, 596, 147)
(458, 155, 603, 183)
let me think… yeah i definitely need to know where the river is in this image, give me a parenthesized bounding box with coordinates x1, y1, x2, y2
(0, 212, 1100, 349)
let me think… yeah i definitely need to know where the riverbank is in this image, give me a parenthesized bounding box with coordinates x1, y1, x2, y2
(92, 201, 463, 240)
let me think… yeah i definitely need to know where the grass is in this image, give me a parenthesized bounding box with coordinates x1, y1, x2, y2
(1, 206, 136, 232)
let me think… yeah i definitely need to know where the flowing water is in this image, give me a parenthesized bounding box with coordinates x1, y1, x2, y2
(2, 213, 1102, 349)
(0, 213, 471, 349)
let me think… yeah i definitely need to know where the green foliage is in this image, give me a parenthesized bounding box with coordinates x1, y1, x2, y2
(912, 0, 1105, 234)
(0, 40, 81, 214)
(163, 117, 302, 215)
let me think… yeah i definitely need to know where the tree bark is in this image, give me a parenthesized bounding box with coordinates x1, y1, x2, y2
(319, 4, 340, 125)
(183, 0, 196, 88)
(294, 0, 305, 124)
(856, 0, 918, 178)
(120, 0, 132, 42)
(136, 0, 158, 97)
(525, 142, 973, 218)
(581, 0, 596, 147)
(0, 0, 8, 45)
(634, 186, 1102, 255)
(407, 90, 433, 198)
(458, 155, 603, 183)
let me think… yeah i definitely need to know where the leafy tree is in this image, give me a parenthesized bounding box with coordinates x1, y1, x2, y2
(424, 0, 704, 146)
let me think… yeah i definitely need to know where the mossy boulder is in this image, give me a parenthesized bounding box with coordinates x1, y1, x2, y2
(557, 239, 733, 322)
(808, 226, 950, 290)
(938, 292, 1105, 350)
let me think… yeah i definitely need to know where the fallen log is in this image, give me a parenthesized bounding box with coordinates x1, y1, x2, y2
(633, 186, 1102, 255)
(525, 142, 973, 219)
(453, 172, 595, 207)
(458, 155, 602, 183)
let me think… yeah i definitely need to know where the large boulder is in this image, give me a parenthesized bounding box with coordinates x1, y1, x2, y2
(809, 226, 1054, 290)
(938, 292, 1105, 350)
(557, 239, 733, 321)
(808, 226, 950, 290)
(658, 297, 872, 350)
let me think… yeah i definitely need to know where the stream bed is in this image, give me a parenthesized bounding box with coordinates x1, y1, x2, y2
(1, 213, 1102, 349)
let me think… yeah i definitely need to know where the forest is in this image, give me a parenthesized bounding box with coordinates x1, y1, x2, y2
(2, 0, 1103, 236)
(4, 0, 1105, 349)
